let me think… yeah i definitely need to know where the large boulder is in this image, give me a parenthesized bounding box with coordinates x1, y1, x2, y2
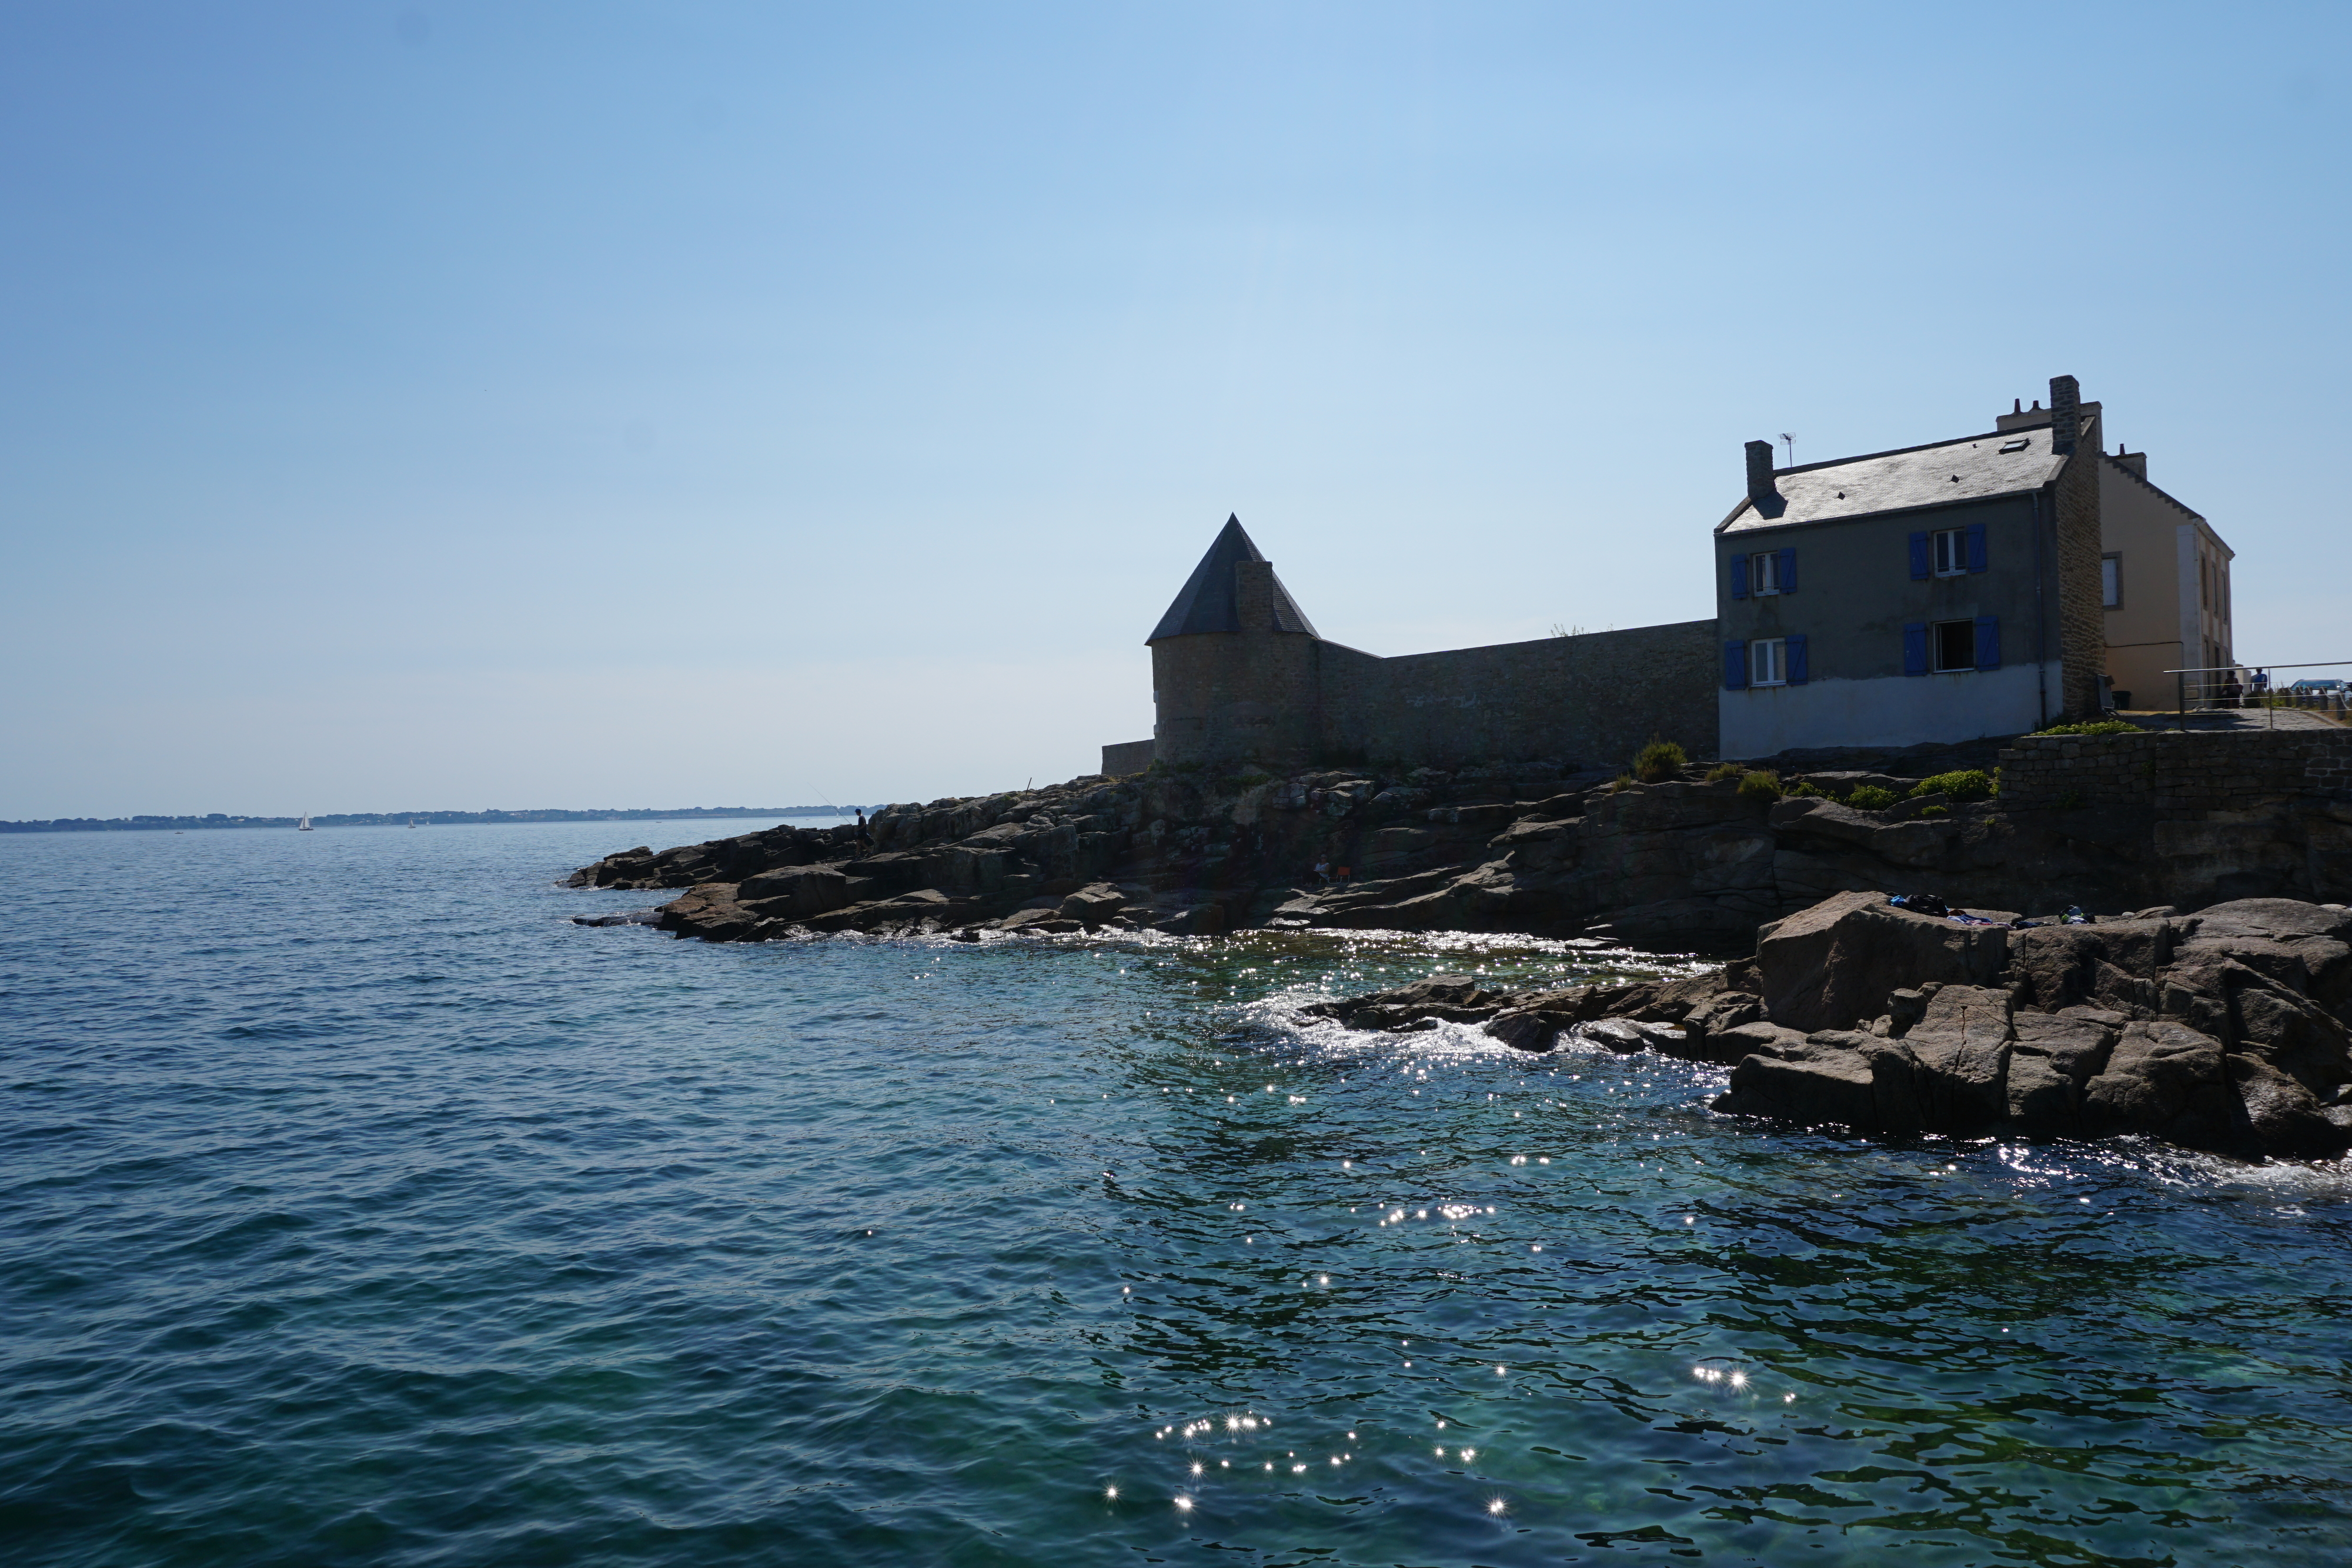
(2176, 898, 2352, 1011)
(2079, 1019, 2234, 1144)
(1715, 1032, 1927, 1135)
(653, 882, 769, 942)
(2006, 920, 2179, 1012)
(738, 864, 852, 918)
(2003, 1008, 2123, 1127)
(1058, 882, 1128, 925)
(1755, 890, 2010, 1033)
(1899, 984, 2014, 1128)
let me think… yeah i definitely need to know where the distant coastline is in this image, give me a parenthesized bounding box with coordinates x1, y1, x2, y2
(0, 807, 864, 834)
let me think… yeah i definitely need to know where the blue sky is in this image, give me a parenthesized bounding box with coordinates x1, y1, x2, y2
(4, 2, 2346, 818)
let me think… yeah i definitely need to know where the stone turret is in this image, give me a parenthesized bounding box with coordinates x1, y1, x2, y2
(1148, 515, 1325, 767)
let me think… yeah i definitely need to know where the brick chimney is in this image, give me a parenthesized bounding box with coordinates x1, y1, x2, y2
(2049, 375, 2081, 456)
(1745, 439, 1781, 509)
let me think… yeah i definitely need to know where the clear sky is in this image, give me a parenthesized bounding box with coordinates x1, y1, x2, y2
(5, 2, 2347, 819)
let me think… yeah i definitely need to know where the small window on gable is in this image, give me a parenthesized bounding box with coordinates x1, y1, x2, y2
(1749, 551, 1781, 594)
(1999, 437, 2030, 453)
(2101, 552, 2122, 610)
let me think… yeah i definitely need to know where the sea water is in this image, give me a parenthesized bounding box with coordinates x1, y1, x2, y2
(3, 822, 2349, 1567)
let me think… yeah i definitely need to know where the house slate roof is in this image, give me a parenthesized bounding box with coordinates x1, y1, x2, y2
(1719, 422, 2073, 535)
(1149, 514, 1321, 641)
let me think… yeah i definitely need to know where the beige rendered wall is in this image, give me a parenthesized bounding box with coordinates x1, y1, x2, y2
(2100, 454, 2233, 706)
(2099, 458, 2191, 707)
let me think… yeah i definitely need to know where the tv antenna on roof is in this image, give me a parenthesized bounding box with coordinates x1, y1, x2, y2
(1780, 433, 1796, 467)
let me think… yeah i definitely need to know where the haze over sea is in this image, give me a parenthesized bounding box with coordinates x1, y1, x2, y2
(5, 822, 2350, 1566)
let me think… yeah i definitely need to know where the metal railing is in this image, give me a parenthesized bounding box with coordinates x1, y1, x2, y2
(2160, 660, 2352, 728)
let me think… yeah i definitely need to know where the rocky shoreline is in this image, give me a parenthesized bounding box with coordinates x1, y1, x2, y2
(1301, 890, 2352, 1161)
(563, 740, 2184, 950)
(564, 751, 2351, 1159)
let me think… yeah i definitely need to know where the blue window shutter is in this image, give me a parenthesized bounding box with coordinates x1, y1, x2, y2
(1724, 641, 1748, 689)
(1730, 554, 1749, 600)
(1786, 633, 1808, 684)
(1975, 615, 2000, 670)
(1966, 521, 1989, 573)
(1909, 531, 1930, 580)
(1903, 622, 1928, 676)
(1778, 547, 1796, 593)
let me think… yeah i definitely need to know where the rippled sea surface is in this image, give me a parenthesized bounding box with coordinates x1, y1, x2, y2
(5, 823, 2352, 1567)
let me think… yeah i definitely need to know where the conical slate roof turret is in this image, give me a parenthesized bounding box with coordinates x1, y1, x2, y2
(1147, 514, 1319, 641)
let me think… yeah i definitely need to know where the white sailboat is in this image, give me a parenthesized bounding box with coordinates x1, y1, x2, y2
(297, 813, 313, 831)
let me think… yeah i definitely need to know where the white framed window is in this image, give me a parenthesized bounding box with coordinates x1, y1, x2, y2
(1750, 637, 1787, 687)
(1931, 528, 1970, 577)
(1748, 551, 1782, 595)
(2100, 553, 2122, 609)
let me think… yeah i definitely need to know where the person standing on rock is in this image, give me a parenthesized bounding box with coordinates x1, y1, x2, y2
(854, 809, 871, 850)
(1315, 859, 1331, 887)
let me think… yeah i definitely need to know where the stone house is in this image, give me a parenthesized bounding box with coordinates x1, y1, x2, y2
(1713, 375, 2231, 757)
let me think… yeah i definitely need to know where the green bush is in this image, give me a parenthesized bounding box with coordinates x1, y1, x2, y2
(1919, 804, 1950, 818)
(1633, 737, 1688, 783)
(1910, 768, 1993, 803)
(1785, 778, 1823, 797)
(1844, 785, 1897, 811)
(1704, 761, 1743, 784)
(1736, 769, 1783, 803)
(1609, 773, 1635, 794)
(2034, 720, 2137, 737)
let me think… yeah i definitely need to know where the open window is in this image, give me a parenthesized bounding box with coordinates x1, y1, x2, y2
(1933, 620, 1975, 673)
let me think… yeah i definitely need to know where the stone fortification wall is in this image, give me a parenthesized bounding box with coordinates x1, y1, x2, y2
(1101, 739, 1155, 776)
(1319, 620, 1719, 771)
(1997, 728, 2352, 818)
(1150, 616, 1718, 772)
